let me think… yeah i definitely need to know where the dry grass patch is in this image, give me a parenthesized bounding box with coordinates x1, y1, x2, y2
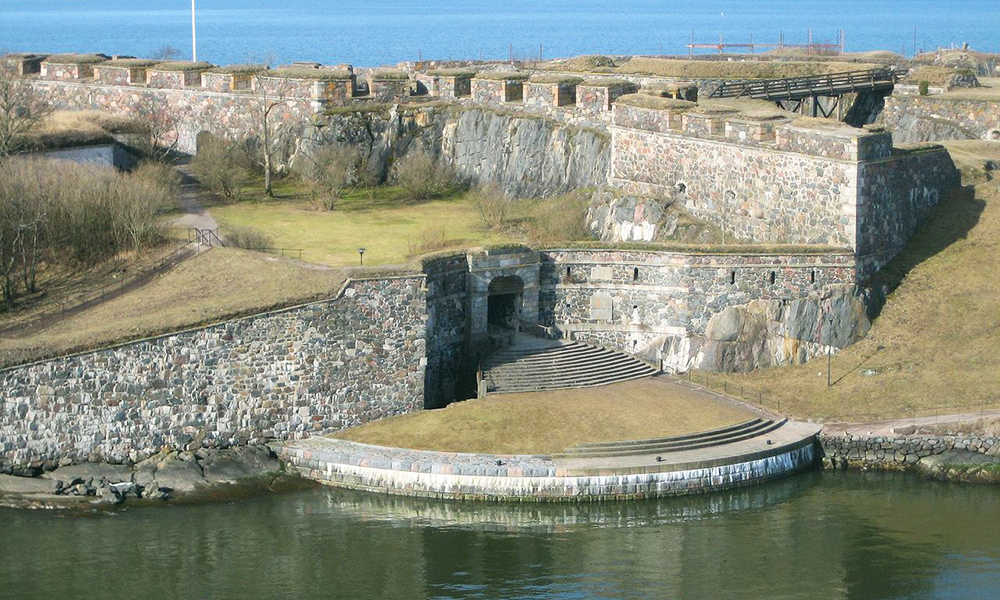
(0, 247, 346, 368)
(334, 378, 753, 455)
(19, 110, 143, 150)
(939, 77, 1000, 101)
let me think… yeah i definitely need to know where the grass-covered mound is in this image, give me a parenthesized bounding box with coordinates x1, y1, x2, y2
(0, 248, 347, 368)
(528, 74, 584, 85)
(539, 55, 881, 80)
(15, 110, 144, 151)
(427, 68, 477, 78)
(150, 61, 214, 72)
(475, 71, 530, 81)
(267, 67, 352, 80)
(334, 378, 752, 454)
(103, 58, 160, 68)
(729, 143, 1000, 421)
(44, 53, 107, 64)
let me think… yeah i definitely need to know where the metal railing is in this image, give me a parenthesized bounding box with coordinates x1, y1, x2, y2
(0, 240, 205, 339)
(709, 67, 901, 101)
(188, 227, 225, 247)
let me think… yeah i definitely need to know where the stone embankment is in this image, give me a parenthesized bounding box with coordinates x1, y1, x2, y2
(0, 445, 308, 509)
(819, 430, 1000, 483)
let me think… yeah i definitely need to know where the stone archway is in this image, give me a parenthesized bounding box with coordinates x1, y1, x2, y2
(487, 275, 524, 331)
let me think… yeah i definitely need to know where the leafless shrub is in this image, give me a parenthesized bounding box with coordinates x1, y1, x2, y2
(132, 93, 179, 161)
(225, 225, 273, 252)
(406, 225, 449, 256)
(191, 136, 251, 202)
(0, 158, 171, 307)
(470, 183, 515, 229)
(297, 145, 361, 210)
(392, 148, 456, 201)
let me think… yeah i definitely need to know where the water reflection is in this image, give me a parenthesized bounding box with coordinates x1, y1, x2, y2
(2, 471, 999, 600)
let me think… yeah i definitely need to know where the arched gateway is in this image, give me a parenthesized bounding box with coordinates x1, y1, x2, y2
(487, 275, 524, 331)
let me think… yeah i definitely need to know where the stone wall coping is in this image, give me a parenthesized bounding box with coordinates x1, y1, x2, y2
(0, 273, 425, 375)
(539, 246, 856, 258)
(611, 123, 872, 164)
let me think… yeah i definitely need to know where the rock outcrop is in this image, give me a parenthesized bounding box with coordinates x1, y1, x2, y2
(586, 187, 718, 243)
(693, 284, 872, 372)
(304, 105, 610, 198)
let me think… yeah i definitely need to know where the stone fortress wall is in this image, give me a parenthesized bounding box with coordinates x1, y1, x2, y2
(0, 277, 427, 470)
(0, 52, 971, 469)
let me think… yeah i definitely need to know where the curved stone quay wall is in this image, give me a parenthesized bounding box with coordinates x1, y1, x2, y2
(0, 276, 427, 470)
(272, 435, 817, 502)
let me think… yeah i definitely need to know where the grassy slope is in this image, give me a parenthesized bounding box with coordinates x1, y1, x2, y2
(335, 378, 752, 454)
(211, 182, 522, 267)
(0, 248, 345, 368)
(728, 144, 1000, 421)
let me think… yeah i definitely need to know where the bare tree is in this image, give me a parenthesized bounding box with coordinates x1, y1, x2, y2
(248, 66, 292, 197)
(150, 45, 182, 61)
(0, 61, 52, 157)
(133, 92, 179, 161)
(296, 144, 361, 210)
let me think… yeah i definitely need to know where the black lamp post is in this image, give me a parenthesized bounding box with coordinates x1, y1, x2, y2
(358, 247, 365, 266)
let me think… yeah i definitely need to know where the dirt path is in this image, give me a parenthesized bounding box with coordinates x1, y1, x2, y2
(823, 409, 1000, 436)
(171, 160, 219, 235)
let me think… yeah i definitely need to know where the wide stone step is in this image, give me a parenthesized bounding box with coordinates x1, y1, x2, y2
(552, 419, 789, 459)
(486, 362, 655, 384)
(488, 370, 659, 394)
(485, 354, 640, 375)
(487, 366, 658, 392)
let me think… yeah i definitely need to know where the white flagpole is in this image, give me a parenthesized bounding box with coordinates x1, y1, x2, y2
(191, 0, 197, 62)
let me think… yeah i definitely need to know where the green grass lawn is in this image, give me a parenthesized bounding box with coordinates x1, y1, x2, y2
(211, 181, 523, 267)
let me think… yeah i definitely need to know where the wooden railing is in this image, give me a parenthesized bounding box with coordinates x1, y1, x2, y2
(709, 67, 902, 101)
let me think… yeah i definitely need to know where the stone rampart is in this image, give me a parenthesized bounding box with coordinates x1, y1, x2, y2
(538, 248, 859, 370)
(609, 102, 959, 271)
(423, 253, 473, 408)
(883, 93, 1000, 143)
(0, 276, 427, 470)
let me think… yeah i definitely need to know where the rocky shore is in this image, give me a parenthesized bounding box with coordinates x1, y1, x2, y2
(0, 445, 314, 510)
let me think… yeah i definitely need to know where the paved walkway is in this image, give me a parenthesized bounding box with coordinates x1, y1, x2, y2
(171, 160, 219, 236)
(823, 409, 1000, 436)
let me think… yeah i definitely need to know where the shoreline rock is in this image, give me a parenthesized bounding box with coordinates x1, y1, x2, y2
(0, 444, 316, 510)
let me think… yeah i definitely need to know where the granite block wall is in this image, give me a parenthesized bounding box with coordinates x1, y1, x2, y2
(41, 62, 96, 80)
(93, 65, 145, 86)
(147, 69, 202, 89)
(883, 94, 1000, 142)
(0, 276, 427, 470)
(610, 126, 859, 248)
(855, 146, 961, 277)
(538, 249, 855, 348)
(29, 79, 316, 155)
(423, 254, 472, 408)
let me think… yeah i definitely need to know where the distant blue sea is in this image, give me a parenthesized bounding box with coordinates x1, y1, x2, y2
(1, 0, 998, 66)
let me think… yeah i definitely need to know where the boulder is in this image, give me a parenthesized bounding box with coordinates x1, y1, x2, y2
(43, 463, 132, 484)
(0, 474, 60, 495)
(198, 446, 281, 485)
(153, 454, 207, 493)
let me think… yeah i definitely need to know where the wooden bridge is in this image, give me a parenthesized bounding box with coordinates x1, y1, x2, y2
(708, 67, 903, 117)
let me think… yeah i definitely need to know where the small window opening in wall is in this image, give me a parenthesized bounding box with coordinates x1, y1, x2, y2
(633, 267, 639, 281)
(991, 129, 1000, 141)
(769, 271, 776, 285)
(729, 271, 736, 285)
(633, 339, 638, 350)
(675, 182, 687, 194)
(810, 270, 816, 284)
(566, 266, 571, 278)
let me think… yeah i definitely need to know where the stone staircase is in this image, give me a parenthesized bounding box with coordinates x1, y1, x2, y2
(551, 418, 787, 460)
(482, 334, 659, 394)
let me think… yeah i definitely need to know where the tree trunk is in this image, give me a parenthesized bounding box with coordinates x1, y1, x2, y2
(263, 110, 273, 198)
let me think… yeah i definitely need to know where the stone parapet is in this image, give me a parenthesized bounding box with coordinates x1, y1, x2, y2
(776, 125, 892, 161)
(201, 71, 254, 93)
(883, 93, 1000, 142)
(41, 61, 99, 81)
(93, 65, 148, 86)
(147, 68, 203, 89)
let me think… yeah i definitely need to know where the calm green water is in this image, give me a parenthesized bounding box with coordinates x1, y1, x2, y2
(2, 471, 999, 599)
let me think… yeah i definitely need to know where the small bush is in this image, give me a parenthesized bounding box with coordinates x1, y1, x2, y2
(192, 136, 251, 202)
(918, 80, 930, 96)
(407, 225, 449, 256)
(296, 145, 361, 211)
(225, 226, 273, 252)
(391, 149, 456, 201)
(526, 193, 592, 243)
(470, 183, 514, 230)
